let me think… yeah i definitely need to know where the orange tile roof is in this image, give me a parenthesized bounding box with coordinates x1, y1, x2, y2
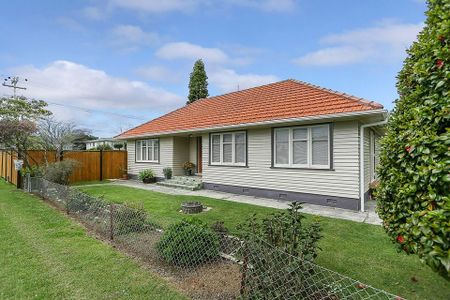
(117, 79, 383, 138)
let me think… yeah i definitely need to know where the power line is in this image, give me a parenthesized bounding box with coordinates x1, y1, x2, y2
(45, 101, 146, 120)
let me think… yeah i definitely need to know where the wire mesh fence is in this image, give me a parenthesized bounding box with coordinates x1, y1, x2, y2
(24, 176, 403, 300)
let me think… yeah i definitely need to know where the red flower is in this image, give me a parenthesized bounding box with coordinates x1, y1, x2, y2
(405, 146, 411, 153)
(397, 235, 405, 243)
(436, 59, 444, 68)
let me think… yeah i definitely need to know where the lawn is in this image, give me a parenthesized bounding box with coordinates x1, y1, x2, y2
(78, 184, 450, 300)
(0, 180, 185, 300)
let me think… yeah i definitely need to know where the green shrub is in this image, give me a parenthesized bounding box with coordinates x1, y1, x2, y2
(163, 167, 172, 179)
(43, 159, 79, 185)
(65, 190, 106, 214)
(157, 218, 219, 267)
(377, 0, 449, 278)
(237, 202, 323, 298)
(138, 169, 154, 180)
(114, 203, 149, 235)
(20, 165, 43, 177)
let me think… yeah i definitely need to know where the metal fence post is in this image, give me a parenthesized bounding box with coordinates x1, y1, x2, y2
(109, 203, 114, 240)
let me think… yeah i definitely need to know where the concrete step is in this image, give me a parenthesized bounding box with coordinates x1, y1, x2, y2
(157, 181, 202, 191)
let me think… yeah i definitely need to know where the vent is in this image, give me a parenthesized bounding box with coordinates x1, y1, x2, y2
(279, 193, 288, 200)
(326, 198, 337, 206)
(242, 188, 250, 193)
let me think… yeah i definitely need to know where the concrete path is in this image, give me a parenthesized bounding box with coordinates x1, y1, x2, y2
(84, 179, 382, 226)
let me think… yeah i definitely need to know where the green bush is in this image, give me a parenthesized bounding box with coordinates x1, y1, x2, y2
(20, 165, 43, 177)
(114, 203, 149, 235)
(138, 169, 154, 180)
(157, 219, 219, 267)
(43, 159, 79, 185)
(377, 0, 450, 278)
(163, 167, 172, 179)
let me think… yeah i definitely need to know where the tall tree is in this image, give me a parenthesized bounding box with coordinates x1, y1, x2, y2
(187, 59, 209, 104)
(377, 0, 449, 278)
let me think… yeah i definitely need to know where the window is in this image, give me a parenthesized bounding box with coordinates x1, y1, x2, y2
(136, 139, 159, 163)
(274, 124, 330, 169)
(210, 132, 246, 166)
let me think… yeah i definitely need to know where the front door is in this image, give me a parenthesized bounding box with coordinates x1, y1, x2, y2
(197, 137, 202, 174)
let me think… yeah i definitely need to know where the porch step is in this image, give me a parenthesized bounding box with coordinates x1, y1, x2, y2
(156, 176, 203, 191)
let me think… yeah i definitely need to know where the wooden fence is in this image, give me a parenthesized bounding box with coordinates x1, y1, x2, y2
(0, 149, 127, 187)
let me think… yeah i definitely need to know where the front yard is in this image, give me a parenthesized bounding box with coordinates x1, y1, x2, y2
(0, 180, 185, 300)
(77, 184, 450, 300)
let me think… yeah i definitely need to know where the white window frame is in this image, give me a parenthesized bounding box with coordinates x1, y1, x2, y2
(273, 124, 331, 169)
(136, 139, 159, 163)
(210, 131, 246, 166)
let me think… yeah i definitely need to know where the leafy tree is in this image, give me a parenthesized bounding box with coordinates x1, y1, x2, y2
(187, 59, 208, 104)
(376, 0, 449, 279)
(0, 96, 52, 167)
(113, 143, 124, 150)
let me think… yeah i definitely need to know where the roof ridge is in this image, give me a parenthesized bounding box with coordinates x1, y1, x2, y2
(289, 79, 383, 109)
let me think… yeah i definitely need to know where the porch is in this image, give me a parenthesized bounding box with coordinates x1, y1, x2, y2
(171, 135, 203, 176)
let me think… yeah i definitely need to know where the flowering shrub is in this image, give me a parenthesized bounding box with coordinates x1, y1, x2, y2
(182, 161, 195, 170)
(377, 0, 449, 278)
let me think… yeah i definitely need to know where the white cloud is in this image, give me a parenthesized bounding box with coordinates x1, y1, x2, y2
(8, 61, 183, 123)
(110, 25, 160, 50)
(156, 42, 229, 64)
(209, 68, 279, 93)
(294, 21, 423, 66)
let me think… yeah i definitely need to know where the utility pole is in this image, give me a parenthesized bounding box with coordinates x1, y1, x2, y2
(2, 76, 27, 98)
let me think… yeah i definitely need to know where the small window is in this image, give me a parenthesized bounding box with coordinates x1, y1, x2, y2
(136, 139, 159, 163)
(273, 124, 330, 169)
(210, 132, 246, 166)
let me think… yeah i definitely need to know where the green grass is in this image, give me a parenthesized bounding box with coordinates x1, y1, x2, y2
(78, 185, 450, 300)
(0, 180, 185, 300)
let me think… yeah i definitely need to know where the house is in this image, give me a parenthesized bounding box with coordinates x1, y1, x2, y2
(116, 80, 387, 211)
(84, 138, 126, 150)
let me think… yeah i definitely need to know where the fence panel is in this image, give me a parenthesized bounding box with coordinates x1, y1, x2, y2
(64, 151, 102, 182)
(101, 150, 127, 180)
(0, 149, 127, 185)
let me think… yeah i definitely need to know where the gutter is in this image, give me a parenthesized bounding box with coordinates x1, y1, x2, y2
(117, 109, 388, 140)
(359, 119, 388, 212)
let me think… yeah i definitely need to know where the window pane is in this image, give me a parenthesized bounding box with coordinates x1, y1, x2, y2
(136, 141, 141, 161)
(312, 126, 328, 140)
(312, 126, 329, 166)
(223, 144, 232, 162)
(293, 128, 307, 140)
(276, 130, 289, 164)
(235, 144, 245, 163)
(142, 142, 147, 160)
(223, 133, 232, 143)
(235, 133, 245, 144)
(312, 141, 328, 165)
(293, 141, 308, 164)
(276, 129, 289, 142)
(148, 142, 153, 161)
(153, 140, 159, 161)
(212, 135, 220, 163)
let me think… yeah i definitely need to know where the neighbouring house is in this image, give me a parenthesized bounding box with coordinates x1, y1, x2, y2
(84, 138, 127, 150)
(116, 80, 387, 211)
